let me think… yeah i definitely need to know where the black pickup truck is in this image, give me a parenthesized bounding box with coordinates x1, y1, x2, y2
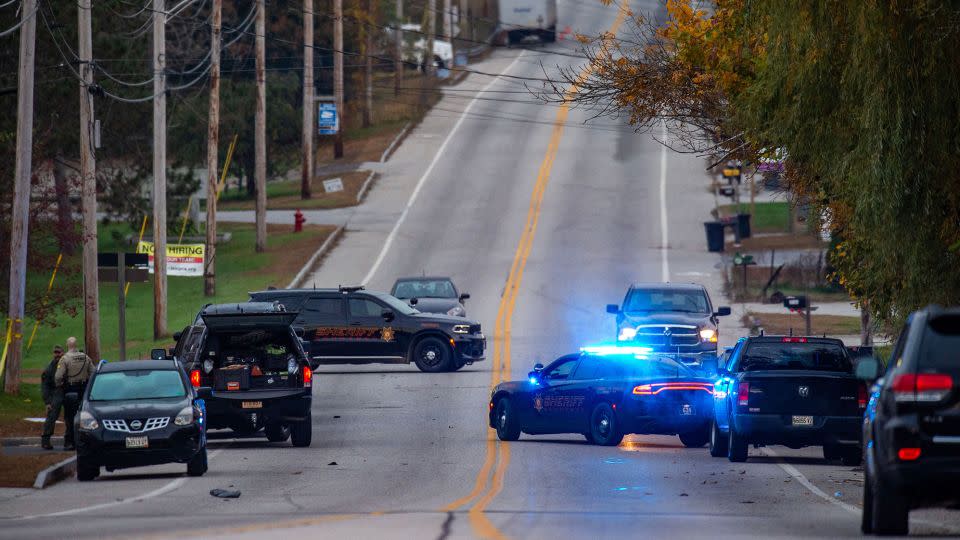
(709, 336, 866, 463)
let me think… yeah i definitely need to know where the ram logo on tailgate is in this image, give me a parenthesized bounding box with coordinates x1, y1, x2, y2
(798, 385, 810, 398)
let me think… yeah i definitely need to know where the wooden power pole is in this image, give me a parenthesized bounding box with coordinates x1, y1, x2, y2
(79, 0, 100, 360)
(333, 0, 344, 158)
(362, 0, 374, 128)
(394, 0, 403, 97)
(426, 0, 436, 78)
(255, 0, 267, 252)
(301, 0, 313, 200)
(5, 0, 37, 393)
(152, 0, 168, 338)
(204, 0, 222, 296)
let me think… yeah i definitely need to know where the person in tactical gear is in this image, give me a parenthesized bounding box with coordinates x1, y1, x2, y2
(55, 337, 94, 451)
(40, 345, 65, 450)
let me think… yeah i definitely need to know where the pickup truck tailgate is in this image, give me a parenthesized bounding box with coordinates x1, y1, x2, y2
(742, 370, 862, 416)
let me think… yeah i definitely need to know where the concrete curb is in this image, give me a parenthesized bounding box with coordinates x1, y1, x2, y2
(33, 455, 76, 489)
(355, 171, 378, 203)
(286, 225, 345, 289)
(1, 436, 63, 447)
(379, 122, 412, 163)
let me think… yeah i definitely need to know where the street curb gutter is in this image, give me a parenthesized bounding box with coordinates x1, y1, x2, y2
(33, 455, 76, 489)
(379, 122, 412, 163)
(287, 225, 345, 289)
(355, 171, 378, 203)
(2, 436, 63, 447)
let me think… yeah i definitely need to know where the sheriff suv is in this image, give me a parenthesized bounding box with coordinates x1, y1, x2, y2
(171, 302, 313, 446)
(607, 282, 731, 366)
(248, 286, 485, 372)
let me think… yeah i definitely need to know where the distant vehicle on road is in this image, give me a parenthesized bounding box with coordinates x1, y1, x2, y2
(709, 336, 865, 464)
(489, 346, 716, 447)
(391, 276, 470, 317)
(73, 360, 208, 481)
(607, 282, 731, 367)
(248, 286, 485, 372)
(498, 0, 557, 44)
(172, 302, 313, 446)
(860, 306, 960, 536)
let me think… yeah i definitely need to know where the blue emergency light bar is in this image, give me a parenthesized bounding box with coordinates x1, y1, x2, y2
(579, 345, 654, 356)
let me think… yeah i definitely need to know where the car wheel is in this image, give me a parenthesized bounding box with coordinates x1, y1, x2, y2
(872, 473, 909, 535)
(412, 337, 453, 372)
(727, 427, 748, 462)
(265, 422, 291, 443)
(840, 446, 862, 467)
(709, 420, 728, 457)
(679, 426, 710, 448)
(862, 466, 875, 534)
(186, 446, 208, 477)
(589, 403, 623, 447)
(494, 398, 521, 441)
(76, 456, 99, 482)
(290, 413, 312, 447)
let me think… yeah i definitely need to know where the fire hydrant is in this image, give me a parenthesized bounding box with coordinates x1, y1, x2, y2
(294, 209, 306, 233)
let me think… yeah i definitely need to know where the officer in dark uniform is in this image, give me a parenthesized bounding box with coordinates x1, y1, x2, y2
(40, 345, 65, 450)
(55, 337, 94, 451)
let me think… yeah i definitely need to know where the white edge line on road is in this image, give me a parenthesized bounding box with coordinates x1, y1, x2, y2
(759, 447, 860, 514)
(16, 446, 229, 520)
(361, 52, 527, 286)
(659, 119, 670, 282)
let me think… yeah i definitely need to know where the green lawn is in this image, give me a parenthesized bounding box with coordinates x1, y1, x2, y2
(19, 223, 334, 372)
(718, 202, 791, 233)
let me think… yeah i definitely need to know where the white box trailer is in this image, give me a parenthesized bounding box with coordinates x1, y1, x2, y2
(498, 0, 557, 43)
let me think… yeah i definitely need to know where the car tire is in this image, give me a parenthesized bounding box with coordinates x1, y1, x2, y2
(872, 474, 909, 535)
(589, 403, 623, 447)
(727, 427, 748, 462)
(862, 466, 875, 534)
(412, 336, 453, 373)
(186, 446, 208, 477)
(265, 422, 290, 443)
(494, 398, 521, 441)
(709, 420, 728, 457)
(840, 446, 862, 467)
(76, 456, 99, 482)
(679, 426, 710, 448)
(290, 413, 312, 447)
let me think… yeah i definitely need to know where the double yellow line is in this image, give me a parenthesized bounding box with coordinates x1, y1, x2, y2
(440, 6, 630, 538)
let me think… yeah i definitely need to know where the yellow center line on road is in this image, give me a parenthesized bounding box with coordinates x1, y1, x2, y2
(441, 5, 631, 539)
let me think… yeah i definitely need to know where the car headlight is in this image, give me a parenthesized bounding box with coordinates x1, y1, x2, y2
(452, 324, 471, 334)
(174, 405, 194, 426)
(618, 327, 638, 341)
(287, 357, 299, 375)
(79, 411, 99, 431)
(203, 358, 214, 374)
(699, 328, 718, 342)
(447, 305, 465, 317)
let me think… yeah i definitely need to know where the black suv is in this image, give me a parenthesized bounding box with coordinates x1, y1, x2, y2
(248, 286, 486, 372)
(72, 360, 207, 481)
(172, 302, 313, 446)
(861, 306, 960, 535)
(607, 283, 731, 366)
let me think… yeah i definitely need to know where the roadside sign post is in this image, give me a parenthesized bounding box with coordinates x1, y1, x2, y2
(733, 252, 756, 296)
(98, 253, 150, 361)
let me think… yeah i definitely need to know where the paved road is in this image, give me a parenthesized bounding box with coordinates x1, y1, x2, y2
(2, 1, 959, 538)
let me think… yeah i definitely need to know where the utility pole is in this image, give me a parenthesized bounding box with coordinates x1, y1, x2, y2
(79, 0, 100, 360)
(255, 0, 267, 252)
(204, 0, 221, 296)
(394, 0, 402, 96)
(301, 0, 314, 200)
(153, 0, 169, 338)
(363, 0, 374, 128)
(333, 0, 344, 158)
(5, 0, 37, 393)
(426, 0, 436, 79)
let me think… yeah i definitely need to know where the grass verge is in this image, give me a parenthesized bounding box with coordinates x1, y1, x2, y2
(718, 202, 791, 233)
(742, 312, 862, 336)
(219, 170, 375, 211)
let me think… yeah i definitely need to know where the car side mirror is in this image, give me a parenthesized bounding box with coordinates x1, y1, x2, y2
(173, 331, 182, 342)
(196, 387, 213, 400)
(381, 309, 395, 322)
(64, 392, 79, 405)
(292, 326, 305, 338)
(459, 293, 470, 302)
(714, 306, 732, 317)
(606, 304, 619, 315)
(150, 348, 167, 360)
(409, 298, 419, 306)
(855, 357, 881, 381)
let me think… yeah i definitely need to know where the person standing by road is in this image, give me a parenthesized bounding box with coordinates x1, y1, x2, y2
(40, 345, 65, 450)
(55, 337, 94, 451)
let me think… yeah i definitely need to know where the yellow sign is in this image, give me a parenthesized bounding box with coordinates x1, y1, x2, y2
(722, 167, 741, 177)
(136, 241, 205, 277)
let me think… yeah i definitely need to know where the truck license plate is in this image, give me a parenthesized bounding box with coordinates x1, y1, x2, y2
(792, 415, 814, 426)
(680, 404, 694, 415)
(125, 436, 149, 449)
(241, 401, 262, 409)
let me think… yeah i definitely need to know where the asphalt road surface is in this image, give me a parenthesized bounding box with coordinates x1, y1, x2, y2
(2, 1, 960, 538)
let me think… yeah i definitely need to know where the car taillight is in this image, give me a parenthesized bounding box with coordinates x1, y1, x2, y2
(737, 382, 749, 407)
(303, 366, 313, 388)
(897, 447, 922, 461)
(633, 384, 653, 395)
(858, 383, 868, 409)
(892, 373, 953, 403)
(190, 369, 201, 388)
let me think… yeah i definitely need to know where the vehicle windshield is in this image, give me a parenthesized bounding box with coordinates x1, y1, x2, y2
(375, 293, 420, 315)
(740, 341, 852, 372)
(89, 370, 186, 401)
(392, 279, 457, 299)
(623, 288, 710, 314)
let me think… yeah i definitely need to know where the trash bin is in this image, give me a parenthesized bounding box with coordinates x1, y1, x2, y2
(737, 213, 752, 239)
(704, 221, 724, 252)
